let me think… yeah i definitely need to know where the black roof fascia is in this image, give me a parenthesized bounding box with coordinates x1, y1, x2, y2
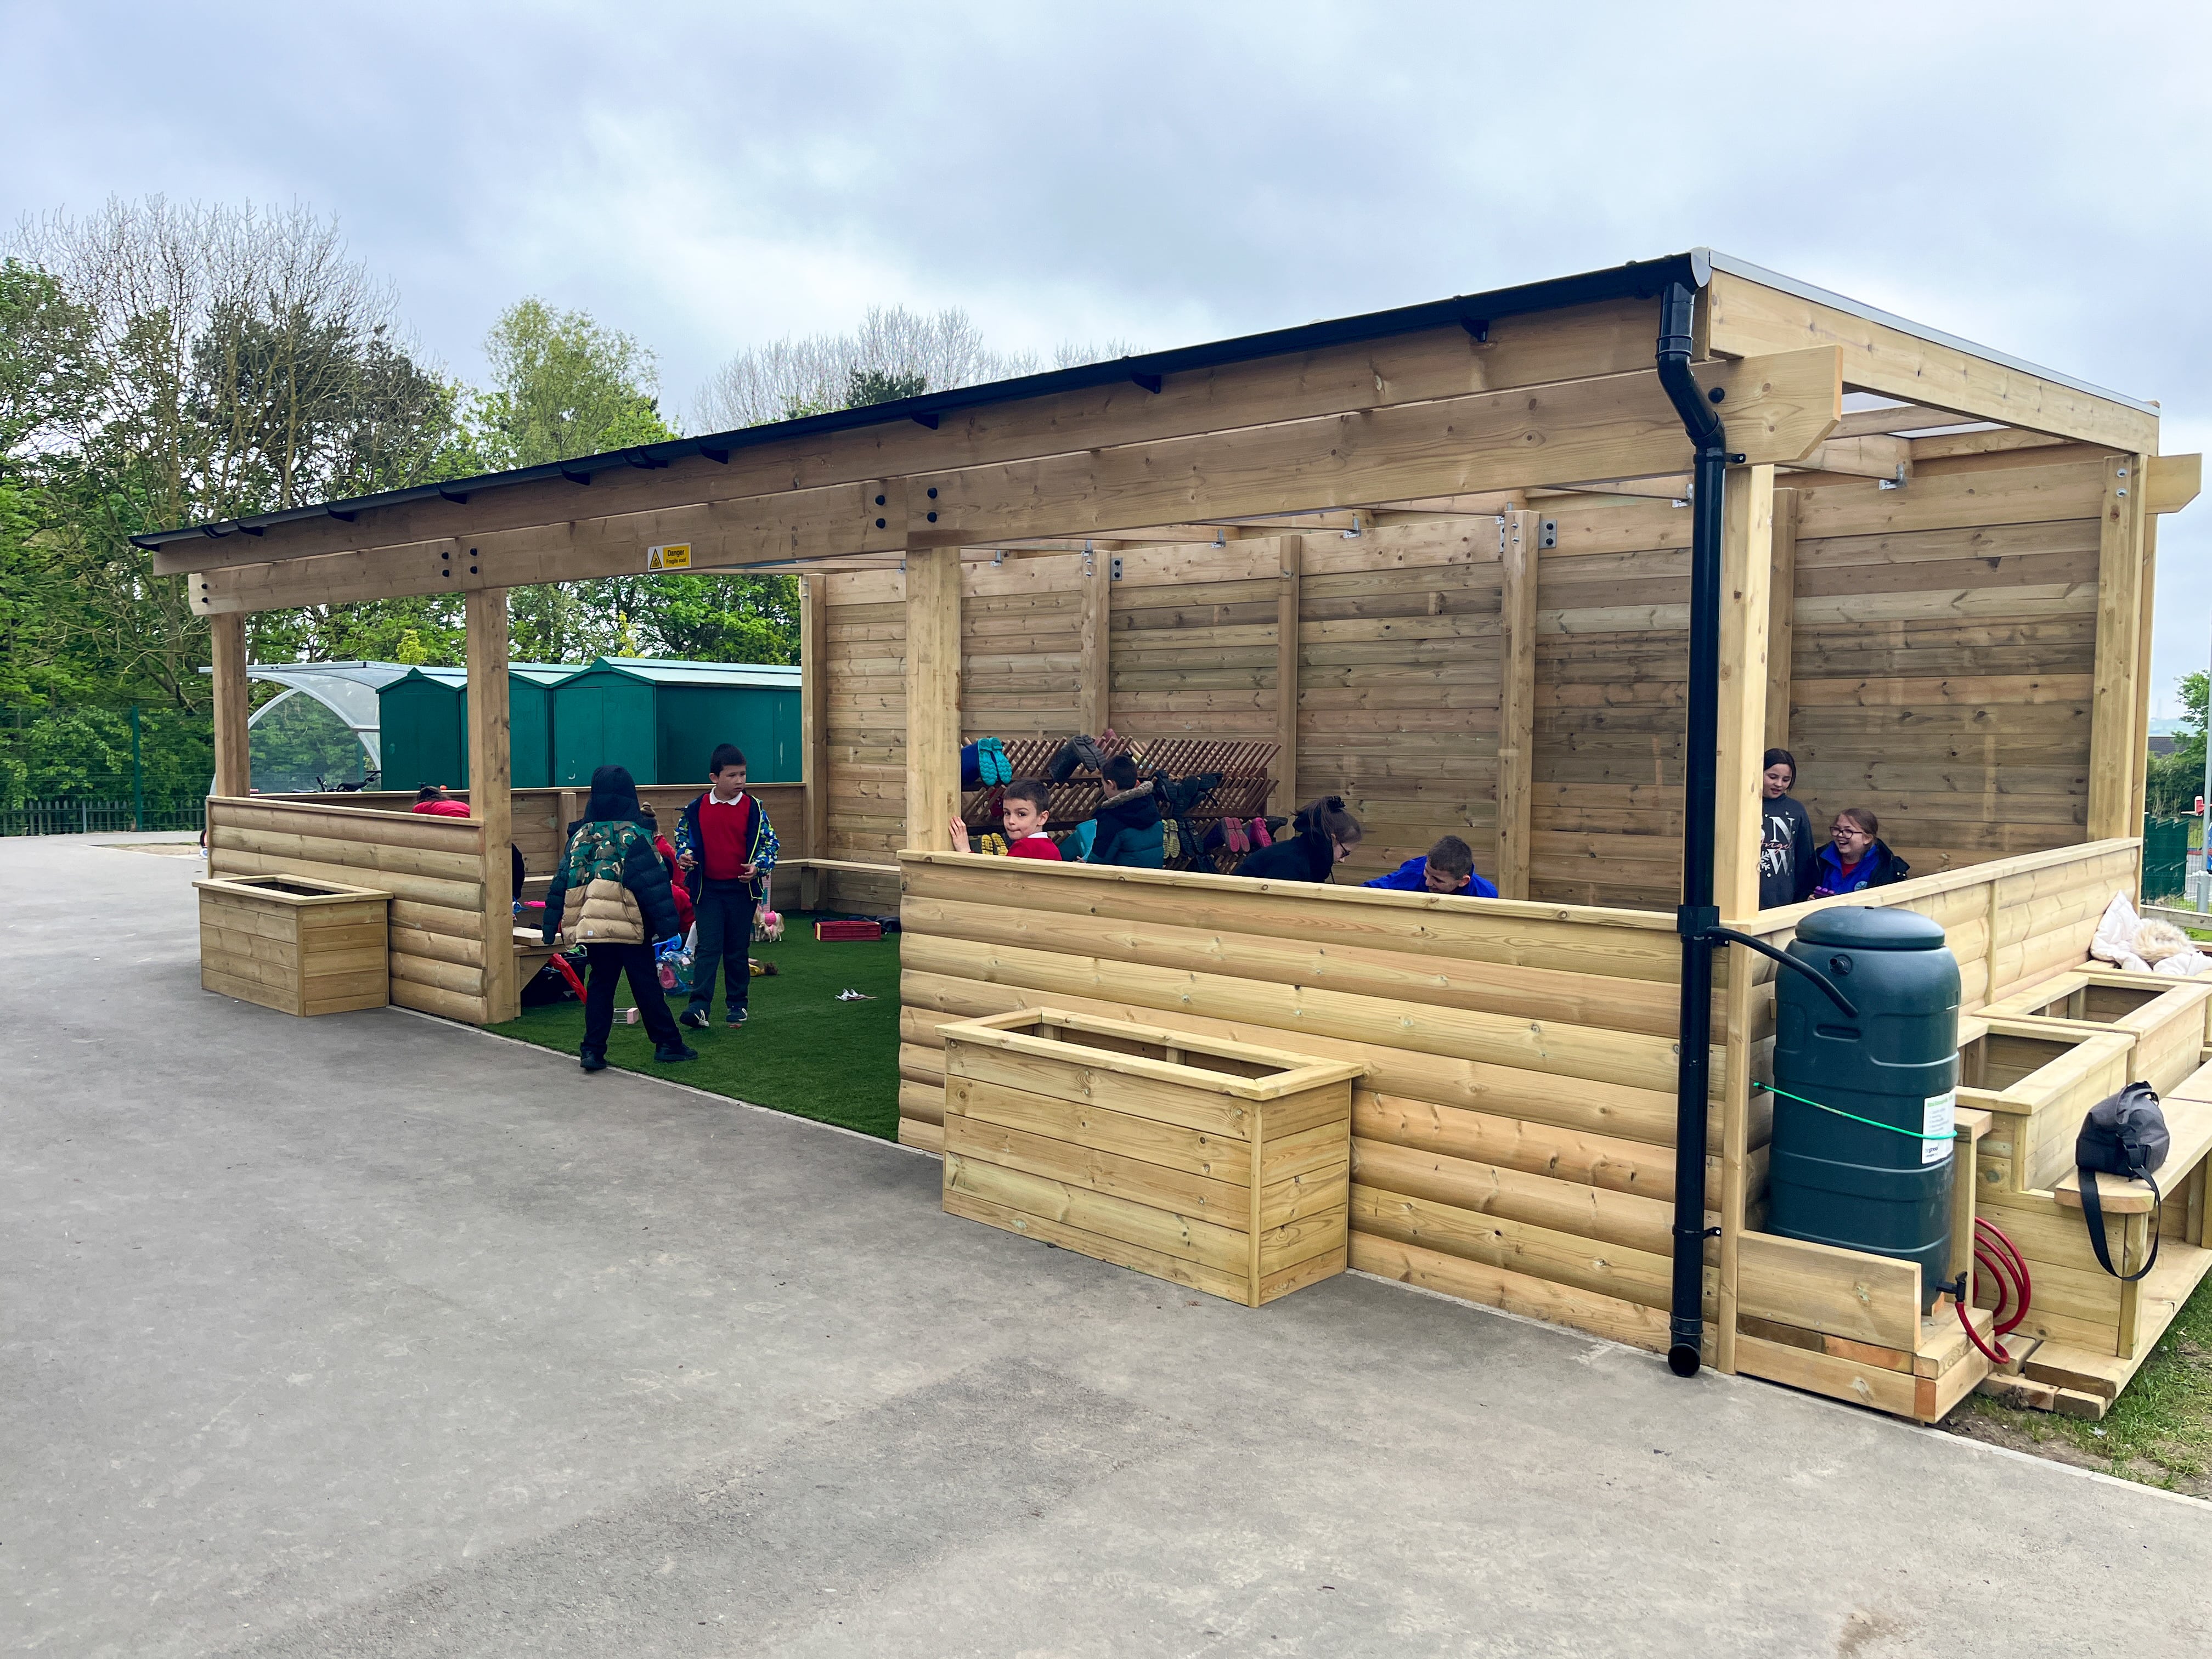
(133, 250, 1709, 549)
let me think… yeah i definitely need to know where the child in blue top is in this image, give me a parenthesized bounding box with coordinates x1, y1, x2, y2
(1362, 834, 1498, 898)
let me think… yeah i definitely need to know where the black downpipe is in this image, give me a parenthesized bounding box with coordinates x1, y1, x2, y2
(1657, 283, 1732, 1379)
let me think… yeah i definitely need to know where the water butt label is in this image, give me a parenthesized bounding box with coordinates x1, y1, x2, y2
(1921, 1089, 1957, 1164)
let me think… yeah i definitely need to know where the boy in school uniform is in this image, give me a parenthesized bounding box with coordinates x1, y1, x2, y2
(674, 743, 778, 1029)
(1361, 833, 1498, 898)
(948, 779, 1062, 860)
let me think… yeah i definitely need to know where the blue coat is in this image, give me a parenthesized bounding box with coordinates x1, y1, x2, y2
(1812, 839, 1909, 896)
(1362, 855, 1498, 899)
(1085, 788, 1165, 869)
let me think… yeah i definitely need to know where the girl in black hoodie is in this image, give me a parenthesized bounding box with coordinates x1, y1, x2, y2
(1231, 795, 1363, 884)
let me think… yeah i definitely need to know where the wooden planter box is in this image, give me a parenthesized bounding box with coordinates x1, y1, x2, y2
(1978, 968, 2212, 1097)
(1959, 1015, 2137, 1196)
(938, 1008, 1364, 1307)
(195, 873, 392, 1017)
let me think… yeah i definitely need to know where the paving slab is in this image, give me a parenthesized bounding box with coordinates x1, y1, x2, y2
(4, 833, 2208, 1657)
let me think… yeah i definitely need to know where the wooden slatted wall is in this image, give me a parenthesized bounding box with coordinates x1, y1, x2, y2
(206, 795, 490, 1023)
(1108, 539, 1283, 749)
(963, 551, 1086, 741)
(821, 571, 906, 911)
(1531, 502, 1690, 910)
(1785, 453, 2107, 878)
(1299, 522, 1504, 883)
(897, 853, 1725, 1357)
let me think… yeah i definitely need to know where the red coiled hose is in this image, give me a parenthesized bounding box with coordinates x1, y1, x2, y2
(1957, 1215, 2032, 1365)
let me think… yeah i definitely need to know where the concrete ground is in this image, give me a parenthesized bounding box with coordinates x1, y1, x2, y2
(7, 834, 2210, 1659)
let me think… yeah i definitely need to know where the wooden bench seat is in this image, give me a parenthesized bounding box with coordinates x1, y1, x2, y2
(2052, 1087, 2212, 1215)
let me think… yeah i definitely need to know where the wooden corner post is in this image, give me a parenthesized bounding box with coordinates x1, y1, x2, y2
(466, 586, 518, 1024)
(1763, 487, 1797, 753)
(209, 612, 251, 799)
(1080, 541, 1112, 740)
(904, 544, 963, 851)
(1274, 534, 1304, 814)
(1496, 511, 1537, 900)
(1713, 464, 1774, 922)
(800, 572, 829, 909)
(2088, 454, 2151, 846)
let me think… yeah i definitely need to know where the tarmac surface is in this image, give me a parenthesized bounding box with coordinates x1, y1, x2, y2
(7, 832, 2210, 1657)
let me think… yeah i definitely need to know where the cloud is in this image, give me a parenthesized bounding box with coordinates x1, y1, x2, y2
(8, 0, 2211, 703)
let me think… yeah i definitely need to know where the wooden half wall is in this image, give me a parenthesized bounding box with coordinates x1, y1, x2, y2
(896, 852, 1735, 1358)
(206, 796, 493, 1023)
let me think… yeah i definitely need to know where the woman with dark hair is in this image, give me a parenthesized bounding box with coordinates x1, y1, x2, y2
(1231, 795, 1363, 884)
(1811, 806, 1910, 897)
(540, 765, 695, 1073)
(1758, 748, 1816, 909)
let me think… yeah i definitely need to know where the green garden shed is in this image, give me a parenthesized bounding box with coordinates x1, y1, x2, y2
(550, 658, 802, 788)
(377, 663, 575, 791)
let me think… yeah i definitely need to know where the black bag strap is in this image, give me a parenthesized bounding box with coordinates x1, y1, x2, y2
(2078, 1164, 2162, 1282)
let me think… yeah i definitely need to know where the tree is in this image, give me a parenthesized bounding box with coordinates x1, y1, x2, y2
(2148, 670, 2209, 817)
(472, 298, 672, 469)
(691, 304, 1043, 430)
(8, 199, 475, 714)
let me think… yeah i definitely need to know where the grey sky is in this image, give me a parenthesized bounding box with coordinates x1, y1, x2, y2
(9, 0, 2209, 709)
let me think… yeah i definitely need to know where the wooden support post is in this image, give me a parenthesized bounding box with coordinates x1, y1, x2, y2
(2089, 454, 2151, 845)
(1080, 541, 1112, 739)
(1713, 465, 1774, 922)
(904, 543, 963, 851)
(2131, 517, 2158, 828)
(1273, 534, 1303, 814)
(466, 586, 517, 1024)
(1763, 487, 1797, 754)
(800, 572, 828, 910)
(209, 612, 251, 799)
(1496, 511, 1537, 900)
(1716, 946, 1758, 1374)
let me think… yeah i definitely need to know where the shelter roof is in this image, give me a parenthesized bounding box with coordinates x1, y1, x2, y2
(133, 249, 2154, 552)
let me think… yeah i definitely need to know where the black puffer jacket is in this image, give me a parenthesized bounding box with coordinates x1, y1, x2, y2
(1231, 825, 1337, 884)
(541, 765, 683, 945)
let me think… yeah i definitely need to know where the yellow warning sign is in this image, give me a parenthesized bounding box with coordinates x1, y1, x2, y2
(647, 543, 692, 571)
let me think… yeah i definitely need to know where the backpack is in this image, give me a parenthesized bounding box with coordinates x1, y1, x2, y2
(2075, 1082, 2170, 1281)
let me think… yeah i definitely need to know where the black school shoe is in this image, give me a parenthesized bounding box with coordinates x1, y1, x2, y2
(579, 1050, 608, 1073)
(678, 1007, 710, 1030)
(654, 1041, 699, 1063)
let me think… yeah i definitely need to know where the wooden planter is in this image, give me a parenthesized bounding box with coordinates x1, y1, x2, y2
(1959, 1015, 2137, 1196)
(1977, 968, 2212, 1097)
(938, 1008, 1364, 1306)
(195, 873, 391, 1017)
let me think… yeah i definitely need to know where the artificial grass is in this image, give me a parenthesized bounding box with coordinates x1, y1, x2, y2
(486, 913, 904, 1139)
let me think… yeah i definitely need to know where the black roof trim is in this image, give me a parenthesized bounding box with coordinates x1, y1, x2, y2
(133, 251, 1710, 549)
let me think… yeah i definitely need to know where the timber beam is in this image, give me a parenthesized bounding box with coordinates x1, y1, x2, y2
(189, 348, 1843, 616)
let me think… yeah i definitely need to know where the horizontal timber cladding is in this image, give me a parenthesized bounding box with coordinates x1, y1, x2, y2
(206, 795, 490, 1023)
(1530, 499, 1692, 911)
(1782, 455, 2107, 879)
(897, 853, 1729, 1354)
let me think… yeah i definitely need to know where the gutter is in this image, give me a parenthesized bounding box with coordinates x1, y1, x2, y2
(132, 252, 1711, 549)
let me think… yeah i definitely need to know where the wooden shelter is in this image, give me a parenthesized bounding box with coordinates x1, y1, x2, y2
(145, 249, 2207, 1418)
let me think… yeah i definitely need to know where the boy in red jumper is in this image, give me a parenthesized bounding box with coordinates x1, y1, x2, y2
(674, 744, 777, 1029)
(949, 780, 1062, 860)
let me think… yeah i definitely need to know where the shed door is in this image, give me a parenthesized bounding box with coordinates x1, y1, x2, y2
(559, 686, 606, 786)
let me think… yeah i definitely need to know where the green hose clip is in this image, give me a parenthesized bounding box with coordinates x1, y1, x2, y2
(1753, 1080, 1951, 1148)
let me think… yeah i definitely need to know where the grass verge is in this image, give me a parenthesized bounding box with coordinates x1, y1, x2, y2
(1943, 1272, 2212, 1497)
(486, 913, 903, 1140)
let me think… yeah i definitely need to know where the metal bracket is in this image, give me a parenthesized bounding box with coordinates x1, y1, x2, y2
(1877, 462, 1908, 491)
(1342, 512, 1363, 540)
(1538, 517, 1558, 550)
(1460, 317, 1490, 342)
(1110, 554, 1124, 581)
